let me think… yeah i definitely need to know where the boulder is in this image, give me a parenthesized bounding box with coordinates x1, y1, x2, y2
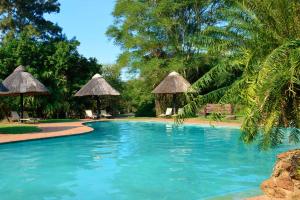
(261, 149, 300, 199)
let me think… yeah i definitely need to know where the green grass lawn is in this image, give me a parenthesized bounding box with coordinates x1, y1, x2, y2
(38, 119, 80, 123)
(0, 125, 41, 134)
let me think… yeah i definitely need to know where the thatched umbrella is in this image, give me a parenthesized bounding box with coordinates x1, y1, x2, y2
(75, 74, 120, 118)
(0, 82, 8, 94)
(3, 65, 49, 119)
(0, 82, 9, 121)
(152, 71, 191, 114)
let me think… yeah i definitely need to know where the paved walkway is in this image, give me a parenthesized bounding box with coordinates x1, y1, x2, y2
(0, 118, 242, 144)
(0, 121, 93, 144)
(0, 118, 240, 144)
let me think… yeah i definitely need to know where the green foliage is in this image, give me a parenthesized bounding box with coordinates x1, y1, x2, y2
(102, 64, 123, 93)
(177, 0, 300, 149)
(0, 0, 62, 38)
(100, 64, 124, 113)
(121, 78, 155, 116)
(0, 1, 104, 119)
(135, 101, 156, 117)
(108, 0, 224, 114)
(108, 0, 224, 75)
(0, 30, 102, 118)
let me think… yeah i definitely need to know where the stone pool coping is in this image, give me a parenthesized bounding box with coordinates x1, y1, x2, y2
(0, 121, 94, 144)
(0, 118, 242, 144)
(0, 118, 241, 144)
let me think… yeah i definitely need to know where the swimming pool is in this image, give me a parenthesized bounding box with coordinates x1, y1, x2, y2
(0, 121, 297, 200)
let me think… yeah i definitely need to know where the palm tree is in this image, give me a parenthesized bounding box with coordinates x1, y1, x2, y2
(179, 0, 300, 149)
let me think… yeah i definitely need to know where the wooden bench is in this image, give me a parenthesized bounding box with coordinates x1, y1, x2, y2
(199, 104, 236, 119)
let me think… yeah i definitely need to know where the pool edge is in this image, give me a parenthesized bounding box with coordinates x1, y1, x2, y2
(0, 121, 94, 145)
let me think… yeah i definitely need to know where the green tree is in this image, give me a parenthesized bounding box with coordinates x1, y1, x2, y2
(0, 0, 61, 38)
(122, 78, 156, 116)
(178, 0, 300, 149)
(107, 0, 225, 113)
(0, 0, 106, 119)
(0, 30, 102, 118)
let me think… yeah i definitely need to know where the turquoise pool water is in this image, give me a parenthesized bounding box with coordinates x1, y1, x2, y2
(0, 121, 298, 200)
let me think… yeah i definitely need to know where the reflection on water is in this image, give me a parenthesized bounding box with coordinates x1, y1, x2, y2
(165, 123, 173, 134)
(0, 121, 299, 200)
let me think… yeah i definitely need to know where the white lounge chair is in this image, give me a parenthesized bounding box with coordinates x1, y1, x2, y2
(159, 108, 173, 117)
(9, 111, 31, 123)
(172, 108, 184, 117)
(85, 110, 97, 119)
(101, 110, 112, 118)
(23, 112, 39, 123)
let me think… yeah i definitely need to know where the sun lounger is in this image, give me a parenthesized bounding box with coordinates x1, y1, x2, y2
(172, 108, 184, 117)
(23, 112, 39, 123)
(159, 108, 173, 117)
(9, 111, 31, 123)
(85, 110, 97, 119)
(9, 111, 19, 122)
(101, 110, 112, 118)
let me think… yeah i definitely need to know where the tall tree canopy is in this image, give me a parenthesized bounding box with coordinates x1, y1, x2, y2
(0, 0, 103, 119)
(107, 0, 226, 114)
(178, 0, 300, 149)
(0, 0, 62, 38)
(107, 0, 225, 77)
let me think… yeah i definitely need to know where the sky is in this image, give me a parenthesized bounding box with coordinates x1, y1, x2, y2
(46, 0, 121, 65)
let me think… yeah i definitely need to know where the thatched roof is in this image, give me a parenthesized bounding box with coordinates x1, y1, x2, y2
(152, 71, 191, 94)
(3, 65, 49, 96)
(75, 74, 120, 97)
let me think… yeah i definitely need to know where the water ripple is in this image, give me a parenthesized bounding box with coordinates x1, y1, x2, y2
(0, 121, 298, 200)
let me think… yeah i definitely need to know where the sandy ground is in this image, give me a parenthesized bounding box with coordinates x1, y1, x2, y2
(0, 121, 93, 144)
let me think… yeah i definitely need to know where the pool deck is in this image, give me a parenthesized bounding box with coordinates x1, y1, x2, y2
(0, 121, 93, 144)
(0, 118, 241, 144)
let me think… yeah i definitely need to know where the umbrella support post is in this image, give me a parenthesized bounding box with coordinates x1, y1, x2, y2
(96, 98, 100, 119)
(172, 94, 176, 115)
(20, 93, 24, 122)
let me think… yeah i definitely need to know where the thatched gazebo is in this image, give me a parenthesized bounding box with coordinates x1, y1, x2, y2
(3, 65, 49, 119)
(75, 74, 120, 118)
(152, 71, 191, 115)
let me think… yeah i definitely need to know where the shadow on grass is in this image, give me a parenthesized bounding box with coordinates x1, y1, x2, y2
(0, 126, 41, 134)
(38, 119, 80, 123)
(40, 126, 81, 133)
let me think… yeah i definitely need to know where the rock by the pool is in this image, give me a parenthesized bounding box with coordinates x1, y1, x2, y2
(261, 149, 300, 199)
